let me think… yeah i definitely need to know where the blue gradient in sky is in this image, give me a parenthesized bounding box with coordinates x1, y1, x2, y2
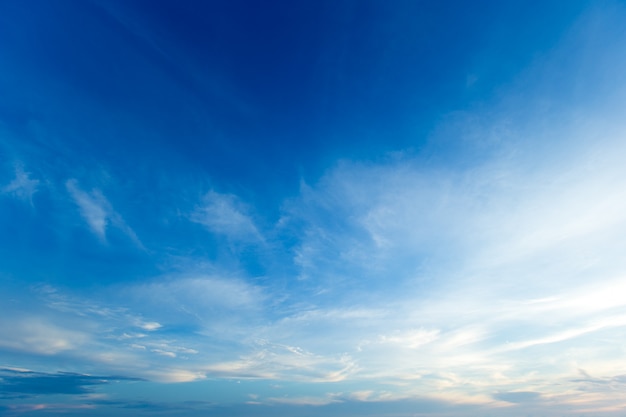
(3, 0, 626, 416)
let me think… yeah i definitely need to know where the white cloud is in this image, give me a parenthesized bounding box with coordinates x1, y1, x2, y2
(189, 276, 263, 309)
(267, 97, 626, 402)
(20, 281, 267, 382)
(2, 165, 39, 203)
(190, 190, 261, 241)
(66, 179, 108, 239)
(203, 341, 357, 382)
(0, 316, 88, 355)
(377, 328, 440, 349)
(23, 124, 626, 401)
(133, 275, 265, 319)
(143, 368, 207, 383)
(138, 321, 162, 331)
(66, 179, 143, 246)
(152, 349, 176, 358)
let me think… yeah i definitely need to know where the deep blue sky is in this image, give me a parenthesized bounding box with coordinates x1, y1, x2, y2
(2, 1, 626, 416)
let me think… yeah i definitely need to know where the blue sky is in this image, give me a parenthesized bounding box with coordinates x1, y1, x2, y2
(2, 0, 626, 415)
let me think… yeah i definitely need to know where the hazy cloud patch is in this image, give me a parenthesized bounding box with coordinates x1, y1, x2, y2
(190, 190, 262, 241)
(2, 165, 39, 203)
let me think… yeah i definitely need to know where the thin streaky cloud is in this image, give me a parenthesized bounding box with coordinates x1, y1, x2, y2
(66, 179, 108, 239)
(65, 179, 143, 248)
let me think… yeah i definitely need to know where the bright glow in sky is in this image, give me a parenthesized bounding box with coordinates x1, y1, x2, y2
(2, 1, 626, 416)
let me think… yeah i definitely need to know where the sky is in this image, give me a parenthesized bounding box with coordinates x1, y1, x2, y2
(2, 0, 626, 416)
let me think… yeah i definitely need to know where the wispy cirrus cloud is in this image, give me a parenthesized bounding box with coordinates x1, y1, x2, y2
(203, 340, 357, 382)
(0, 286, 174, 378)
(66, 179, 108, 238)
(190, 190, 262, 242)
(7, 121, 626, 410)
(267, 79, 626, 403)
(2, 5, 626, 416)
(2, 165, 39, 203)
(66, 179, 143, 247)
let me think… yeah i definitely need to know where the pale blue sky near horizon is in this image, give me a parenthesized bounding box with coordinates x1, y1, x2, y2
(2, 0, 626, 416)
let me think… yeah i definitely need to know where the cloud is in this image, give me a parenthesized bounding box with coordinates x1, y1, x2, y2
(151, 349, 177, 358)
(0, 368, 141, 397)
(3, 403, 97, 414)
(137, 321, 162, 331)
(240, 396, 482, 417)
(492, 391, 541, 404)
(3, 8, 626, 407)
(0, 316, 88, 355)
(265, 80, 626, 401)
(66, 179, 108, 238)
(36, 285, 162, 336)
(190, 190, 261, 241)
(2, 165, 39, 203)
(203, 340, 357, 382)
(1, 286, 190, 381)
(18, 125, 626, 405)
(131, 275, 266, 324)
(66, 179, 142, 246)
(2, 3, 626, 415)
(22, 280, 268, 382)
(142, 369, 206, 383)
(377, 328, 440, 349)
(266, 395, 341, 406)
